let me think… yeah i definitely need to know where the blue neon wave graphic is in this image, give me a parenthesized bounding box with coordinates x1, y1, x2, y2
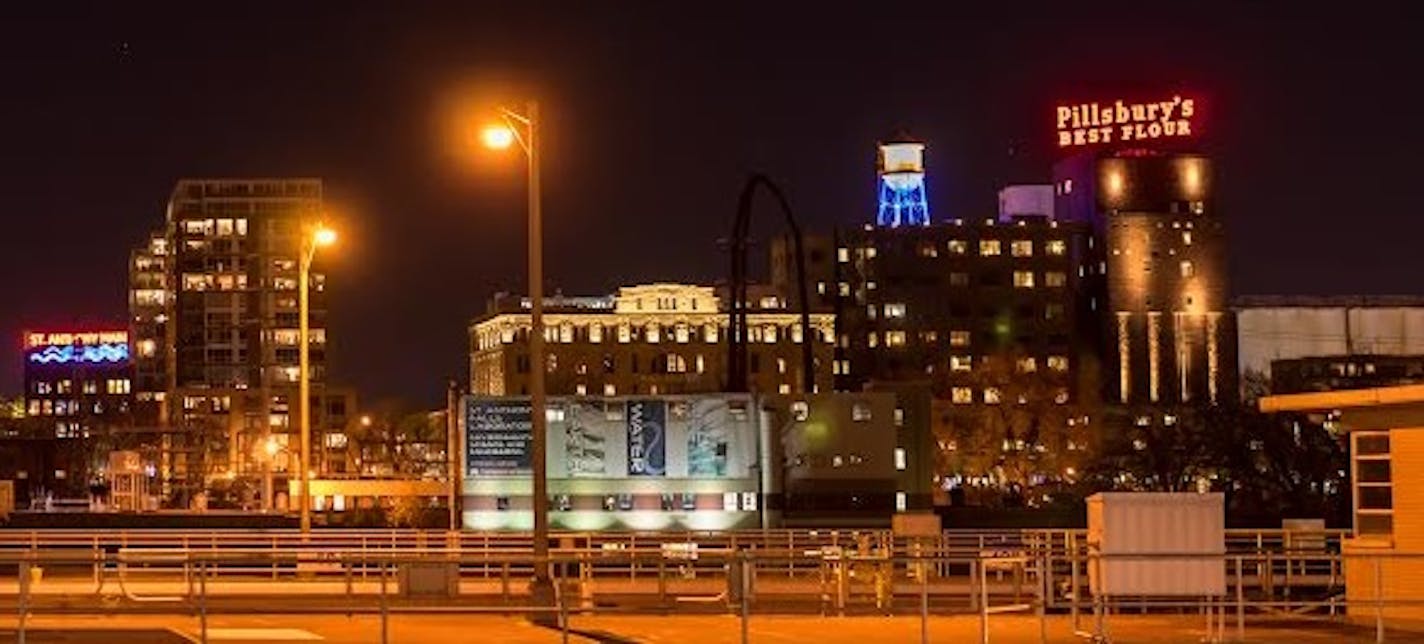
(26, 343, 130, 364)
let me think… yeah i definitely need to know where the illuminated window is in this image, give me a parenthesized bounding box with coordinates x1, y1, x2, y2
(182, 273, 213, 291)
(1013, 271, 1035, 288)
(106, 379, 131, 395)
(1045, 272, 1067, 287)
(646, 325, 660, 343)
(886, 331, 907, 347)
(1054, 389, 1070, 405)
(759, 325, 775, 343)
(896, 492, 907, 512)
(1047, 356, 1069, 372)
(837, 247, 849, 263)
(920, 331, 938, 344)
(950, 330, 971, 347)
(947, 239, 968, 255)
(893, 408, 905, 427)
(724, 492, 739, 511)
(791, 401, 809, 421)
(950, 355, 972, 372)
(1017, 357, 1037, 373)
(741, 492, 758, 511)
(778, 383, 791, 394)
(951, 387, 973, 404)
(1046, 240, 1067, 256)
(884, 303, 906, 319)
(852, 402, 872, 422)
(675, 324, 689, 343)
(983, 387, 1001, 404)
(867, 304, 878, 319)
(1180, 261, 1195, 278)
(696, 355, 705, 374)
(1182, 231, 1193, 246)
(894, 448, 907, 471)
(867, 332, 878, 348)
(918, 243, 938, 258)
(57, 380, 72, 394)
(776, 358, 787, 374)
(1011, 240, 1033, 257)
(662, 354, 686, 374)
(838, 282, 850, 297)
(588, 325, 603, 343)
(82, 380, 98, 394)
(704, 323, 719, 343)
(618, 325, 632, 343)
(980, 240, 1001, 256)
(864, 246, 877, 259)
(603, 384, 616, 397)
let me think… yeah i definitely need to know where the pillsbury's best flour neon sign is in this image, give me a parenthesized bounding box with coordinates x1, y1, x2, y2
(1057, 95, 1197, 148)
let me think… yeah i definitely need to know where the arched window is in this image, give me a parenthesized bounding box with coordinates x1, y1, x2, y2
(664, 353, 688, 374)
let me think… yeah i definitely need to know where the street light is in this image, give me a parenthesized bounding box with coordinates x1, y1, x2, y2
(299, 223, 336, 534)
(482, 101, 551, 599)
(261, 435, 281, 512)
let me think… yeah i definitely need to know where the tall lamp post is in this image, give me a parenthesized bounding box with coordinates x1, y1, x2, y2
(482, 101, 550, 595)
(299, 223, 337, 534)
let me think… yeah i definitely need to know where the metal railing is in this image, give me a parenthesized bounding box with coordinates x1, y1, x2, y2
(1, 542, 1418, 644)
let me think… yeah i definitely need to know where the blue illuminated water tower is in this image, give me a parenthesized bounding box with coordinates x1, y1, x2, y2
(876, 134, 930, 227)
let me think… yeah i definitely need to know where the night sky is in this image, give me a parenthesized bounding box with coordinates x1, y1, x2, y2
(2, 3, 1420, 406)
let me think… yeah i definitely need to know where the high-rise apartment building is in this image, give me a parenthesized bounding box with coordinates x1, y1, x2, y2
(130, 178, 352, 503)
(1054, 151, 1236, 406)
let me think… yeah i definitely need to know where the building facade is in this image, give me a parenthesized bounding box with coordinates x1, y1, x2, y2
(469, 283, 836, 398)
(1235, 295, 1424, 395)
(22, 330, 135, 439)
(831, 218, 1098, 403)
(1054, 151, 1236, 406)
(130, 178, 349, 503)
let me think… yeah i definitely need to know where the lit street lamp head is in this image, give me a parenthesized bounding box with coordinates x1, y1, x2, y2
(313, 226, 337, 247)
(482, 124, 515, 150)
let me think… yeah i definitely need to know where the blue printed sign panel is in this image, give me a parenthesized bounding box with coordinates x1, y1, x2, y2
(626, 399, 667, 476)
(465, 400, 532, 476)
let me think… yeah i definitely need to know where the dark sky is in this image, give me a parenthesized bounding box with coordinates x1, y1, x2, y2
(2, 3, 1421, 406)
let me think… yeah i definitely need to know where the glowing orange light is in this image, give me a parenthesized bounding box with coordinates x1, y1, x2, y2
(482, 125, 515, 150)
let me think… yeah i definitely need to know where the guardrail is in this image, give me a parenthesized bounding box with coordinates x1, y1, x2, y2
(0, 526, 1351, 556)
(0, 547, 1417, 644)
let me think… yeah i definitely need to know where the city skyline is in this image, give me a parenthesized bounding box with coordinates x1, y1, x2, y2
(3, 4, 1421, 404)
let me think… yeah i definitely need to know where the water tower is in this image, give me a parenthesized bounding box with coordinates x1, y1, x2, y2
(876, 134, 930, 227)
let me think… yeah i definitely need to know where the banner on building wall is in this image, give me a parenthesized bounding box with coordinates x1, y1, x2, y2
(465, 399, 533, 476)
(564, 406, 608, 477)
(626, 399, 667, 476)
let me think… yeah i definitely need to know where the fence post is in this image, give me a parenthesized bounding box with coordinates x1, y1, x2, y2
(741, 551, 751, 644)
(198, 561, 208, 644)
(1069, 532, 1079, 631)
(18, 558, 29, 644)
(560, 576, 570, 644)
(978, 557, 989, 644)
(380, 563, 389, 644)
(920, 554, 929, 644)
(1037, 555, 1048, 644)
(1376, 556, 1385, 644)
(1236, 556, 1245, 642)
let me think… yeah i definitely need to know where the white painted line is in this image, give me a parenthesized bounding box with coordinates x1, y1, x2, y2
(202, 628, 325, 641)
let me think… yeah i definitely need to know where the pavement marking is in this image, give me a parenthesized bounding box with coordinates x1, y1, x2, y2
(201, 628, 325, 641)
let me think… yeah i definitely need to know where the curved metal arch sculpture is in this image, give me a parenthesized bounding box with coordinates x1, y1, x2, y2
(727, 173, 814, 394)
